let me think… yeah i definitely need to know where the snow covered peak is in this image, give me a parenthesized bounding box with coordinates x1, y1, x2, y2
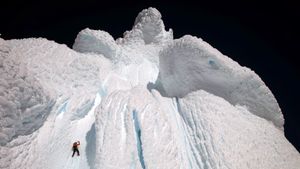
(1, 8, 299, 169)
(73, 28, 118, 60)
(119, 7, 173, 45)
(133, 7, 162, 26)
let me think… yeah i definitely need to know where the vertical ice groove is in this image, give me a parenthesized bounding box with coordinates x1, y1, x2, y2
(120, 103, 127, 148)
(57, 100, 69, 115)
(56, 100, 69, 120)
(175, 97, 217, 169)
(180, 94, 233, 169)
(187, 105, 214, 169)
(132, 109, 146, 169)
(171, 98, 194, 169)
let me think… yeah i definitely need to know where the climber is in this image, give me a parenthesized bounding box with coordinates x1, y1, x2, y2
(72, 141, 80, 157)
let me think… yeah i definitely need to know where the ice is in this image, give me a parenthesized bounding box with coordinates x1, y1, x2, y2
(73, 28, 118, 60)
(158, 35, 283, 128)
(0, 39, 55, 145)
(132, 109, 146, 169)
(117, 7, 173, 45)
(1, 7, 299, 169)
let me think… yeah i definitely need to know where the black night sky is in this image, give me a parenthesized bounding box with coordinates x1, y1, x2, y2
(1, 0, 299, 151)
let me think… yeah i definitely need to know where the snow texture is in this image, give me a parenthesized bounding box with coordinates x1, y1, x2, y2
(117, 7, 173, 45)
(0, 7, 299, 169)
(159, 35, 284, 128)
(73, 28, 119, 60)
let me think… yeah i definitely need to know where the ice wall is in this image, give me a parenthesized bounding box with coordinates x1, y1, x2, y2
(0, 7, 299, 169)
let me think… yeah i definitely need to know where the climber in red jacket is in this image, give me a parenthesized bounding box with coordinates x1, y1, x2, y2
(72, 141, 80, 157)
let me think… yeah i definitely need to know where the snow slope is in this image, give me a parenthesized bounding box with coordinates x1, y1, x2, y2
(0, 7, 299, 169)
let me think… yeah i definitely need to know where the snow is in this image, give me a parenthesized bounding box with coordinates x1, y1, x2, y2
(1, 7, 299, 169)
(117, 7, 173, 45)
(73, 28, 119, 60)
(158, 35, 284, 128)
(0, 39, 55, 146)
(176, 90, 298, 169)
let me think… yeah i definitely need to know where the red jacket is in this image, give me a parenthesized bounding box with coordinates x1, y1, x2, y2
(72, 141, 80, 149)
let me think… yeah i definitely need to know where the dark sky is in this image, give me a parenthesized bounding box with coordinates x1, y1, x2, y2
(1, 0, 299, 151)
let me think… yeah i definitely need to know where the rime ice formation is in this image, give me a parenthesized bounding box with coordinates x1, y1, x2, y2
(119, 7, 173, 45)
(159, 35, 283, 128)
(73, 28, 119, 59)
(0, 7, 299, 169)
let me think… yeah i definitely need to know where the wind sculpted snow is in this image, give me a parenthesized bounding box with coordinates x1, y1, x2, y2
(159, 35, 284, 128)
(0, 7, 299, 169)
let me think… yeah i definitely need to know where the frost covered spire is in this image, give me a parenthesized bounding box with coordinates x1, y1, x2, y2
(72, 8, 172, 61)
(120, 7, 173, 44)
(133, 7, 165, 44)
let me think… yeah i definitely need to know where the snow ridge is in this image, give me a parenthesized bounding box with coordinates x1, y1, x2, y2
(159, 35, 283, 128)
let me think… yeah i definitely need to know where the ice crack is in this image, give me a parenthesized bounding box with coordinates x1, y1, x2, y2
(132, 110, 146, 169)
